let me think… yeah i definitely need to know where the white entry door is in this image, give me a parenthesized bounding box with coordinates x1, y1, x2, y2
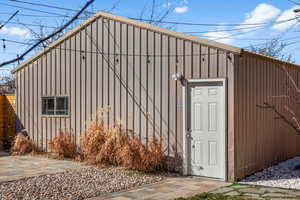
(187, 80, 226, 179)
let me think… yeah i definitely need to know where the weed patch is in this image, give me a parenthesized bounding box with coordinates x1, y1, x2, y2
(11, 134, 40, 155)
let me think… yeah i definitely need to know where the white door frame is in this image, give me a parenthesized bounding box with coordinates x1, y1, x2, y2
(182, 78, 227, 180)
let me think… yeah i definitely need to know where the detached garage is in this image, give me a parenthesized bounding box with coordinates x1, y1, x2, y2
(12, 12, 300, 181)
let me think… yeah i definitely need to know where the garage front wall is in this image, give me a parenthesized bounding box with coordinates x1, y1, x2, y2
(14, 13, 237, 179)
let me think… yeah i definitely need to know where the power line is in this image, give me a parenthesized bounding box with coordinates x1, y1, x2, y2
(0, 39, 33, 45)
(7, 0, 119, 16)
(0, 10, 19, 31)
(9, 0, 93, 14)
(130, 16, 298, 26)
(2, 22, 299, 56)
(0, 12, 87, 19)
(1, 41, 228, 56)
(288, 0, 300, 6)
(202, 26, 266, 42)
(183, 25, 265, 34)
(243, 37, 300, 49)
(0, 20, 57, 29)
(0, 0, 95, 68)
(0, 2, 71, 17)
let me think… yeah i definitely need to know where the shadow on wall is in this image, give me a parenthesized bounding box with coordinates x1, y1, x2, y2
(0, 94, 22, 150)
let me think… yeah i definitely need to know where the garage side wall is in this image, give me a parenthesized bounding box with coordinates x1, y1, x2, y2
(234, 52, 300, 180)
(15, 15, 236, 176)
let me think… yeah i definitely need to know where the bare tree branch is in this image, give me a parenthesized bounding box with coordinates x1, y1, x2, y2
(247, 38, 294, 63)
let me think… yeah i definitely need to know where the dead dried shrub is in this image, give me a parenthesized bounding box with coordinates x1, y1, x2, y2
(118, 137, 165, 172)
(80, 108, 166, 172)
(11, 135, 40, 155)
(81, 122, 107, 163)
(49, 131, 77, 158)
(85, 124, 165, 172)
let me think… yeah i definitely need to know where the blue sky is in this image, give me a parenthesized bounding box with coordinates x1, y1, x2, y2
(0, 0, 300, 76)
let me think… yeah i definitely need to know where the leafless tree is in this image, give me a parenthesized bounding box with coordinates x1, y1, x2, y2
(258, 66, 300, 133)
(20, 1, 120, 50)
(2, 1, 174, 89)
(0, 73, 15, 93)
(24, 0, 174, 50)
(248, 38, 294, 63)
(251, 39, 299, 133)
(139, 0, 175, 29)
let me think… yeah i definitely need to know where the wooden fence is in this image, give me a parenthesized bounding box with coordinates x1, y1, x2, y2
(0, 94, 16, 150)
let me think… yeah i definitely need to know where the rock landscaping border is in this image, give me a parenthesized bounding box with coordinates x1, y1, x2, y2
(241, 156, 300, 190)
(0, 167, 163, 200)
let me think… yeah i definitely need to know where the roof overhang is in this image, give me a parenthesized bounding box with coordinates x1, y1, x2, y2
(11, 12, 243, 74)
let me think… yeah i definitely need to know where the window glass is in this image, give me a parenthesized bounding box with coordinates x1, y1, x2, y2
(56, 97, 68, 115)
(41, 97, 68, 116)
(47, 98, 55, 115)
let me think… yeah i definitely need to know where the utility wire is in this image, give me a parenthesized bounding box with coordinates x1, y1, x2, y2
(0, 12, 88, 19)
(0, 39, 33, 45)
(0, 0, 95, 68)
(0, 2, 72, 17)
(131, 17, 298, 26)
(0, 20, 57, 29)
(3, 30, 300, 57)
(0, 12, 64, 18)
(0, 10, 19, 31)
(9, 0, 93, 14)
(288, 0, 300, 6)
(184, 25, 265, 34)
(207, 27, 265, 41)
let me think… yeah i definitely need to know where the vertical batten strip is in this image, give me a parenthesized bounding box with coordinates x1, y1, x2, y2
(132, 26, 136, 135)
(126, 24, 129, 134)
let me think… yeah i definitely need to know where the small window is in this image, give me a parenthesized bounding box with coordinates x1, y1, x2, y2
(42, 96, 68, 116)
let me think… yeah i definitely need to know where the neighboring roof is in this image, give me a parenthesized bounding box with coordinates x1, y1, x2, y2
(11, 12, 300, 73)
(12, 12, 242, 73)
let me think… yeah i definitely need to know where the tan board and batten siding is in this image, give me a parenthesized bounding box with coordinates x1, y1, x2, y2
(12, 12, 300, 181)
(234, 51, 300, 180)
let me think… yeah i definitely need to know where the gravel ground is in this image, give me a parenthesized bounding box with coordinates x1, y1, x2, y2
(241, 156, 300, 189)
(0, 167, 163, 200)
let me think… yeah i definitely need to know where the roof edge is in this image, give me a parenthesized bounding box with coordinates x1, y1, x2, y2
(12, 11, 242, 73)
(242, 50, 300, 69)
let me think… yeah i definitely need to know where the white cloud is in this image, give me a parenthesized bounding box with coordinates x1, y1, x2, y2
(272, 6, 299, 31)
(242, 3, 281, 25)
(174, 6, 189, 14)
(203, 31, 234, 44)
(0, 26, 31, 38)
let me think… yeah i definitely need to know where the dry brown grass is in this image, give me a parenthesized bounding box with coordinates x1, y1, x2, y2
(48, 131, 77, 158)
(81, 121, 165, 172)
(11, 135, 40, 155)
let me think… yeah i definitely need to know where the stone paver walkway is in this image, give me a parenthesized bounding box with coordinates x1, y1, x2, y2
(210, 183, 300, 199)
(89, 176, 229, 200)
(0, 151, 9, 157)
(0, 155, 86, 183)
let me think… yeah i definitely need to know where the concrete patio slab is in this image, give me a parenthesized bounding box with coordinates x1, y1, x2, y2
(0, 155, 86, 183)
(89, 176, 229, 200)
